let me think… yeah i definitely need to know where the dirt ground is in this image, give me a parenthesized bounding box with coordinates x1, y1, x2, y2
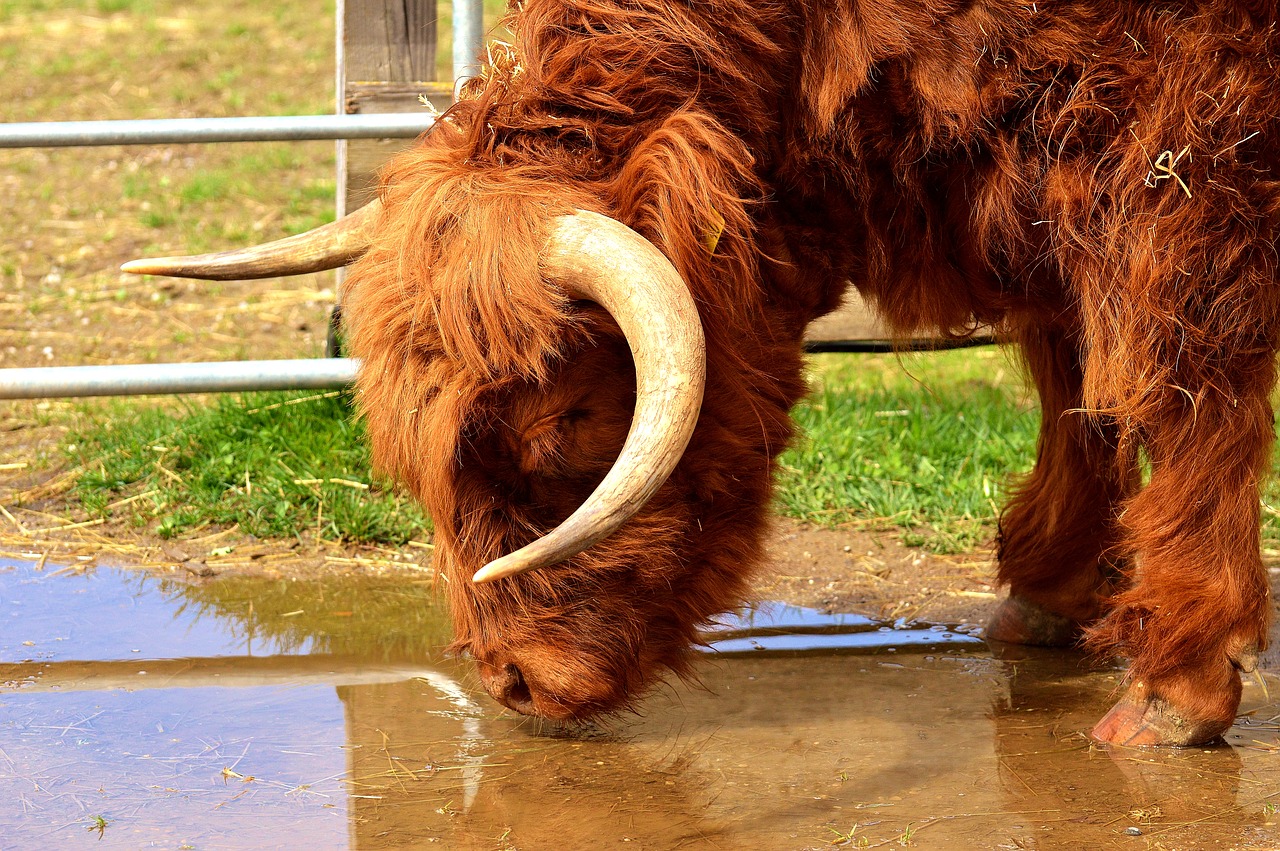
(760, 520, 997, 626)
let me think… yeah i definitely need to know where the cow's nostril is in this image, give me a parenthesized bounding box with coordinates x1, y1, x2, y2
(501, 664, 535, 713)
(481, 661, 537, 715)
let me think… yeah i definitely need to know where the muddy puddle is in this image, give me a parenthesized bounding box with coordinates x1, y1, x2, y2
(2, 558, 1279, 850)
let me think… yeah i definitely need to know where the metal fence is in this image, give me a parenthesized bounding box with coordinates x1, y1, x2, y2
(0, 114, 435, 149)
(0, 0, 482, 401)
(0, 360, 359, 400)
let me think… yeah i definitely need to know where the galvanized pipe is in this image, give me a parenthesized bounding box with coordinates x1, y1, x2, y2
(803, 336, 995, 354)
(0, 359, 358, 400)
(453, 0, 485, 93)
(0, 340, 999, 398)
(0, 114, 435, 149)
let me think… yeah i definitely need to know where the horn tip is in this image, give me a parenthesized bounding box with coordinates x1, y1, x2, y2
(472, 558, 527, 584)
(121, 258, 172, 276)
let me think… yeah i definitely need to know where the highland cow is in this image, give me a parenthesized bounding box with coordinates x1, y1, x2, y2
(127, 0, 1280, 746)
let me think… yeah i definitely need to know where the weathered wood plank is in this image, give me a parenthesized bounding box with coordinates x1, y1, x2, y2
(342, 0, 437, 82)
(344, 81, 452, 115)
(807, 295, 887, 343)
(806, 293, 994, 348)
(338, 0, 440, 218)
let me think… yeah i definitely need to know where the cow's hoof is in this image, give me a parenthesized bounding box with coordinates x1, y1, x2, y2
(985, 594, 1082, 647)
(1091, 681, 1235, 747)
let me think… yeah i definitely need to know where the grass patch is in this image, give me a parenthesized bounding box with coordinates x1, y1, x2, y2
(55, 347, 1280, 554)
(777, 348, 1037, 552)
(781, 348, 1280, 552)
(61, 349, 1032, 553)
(67, 390, 428, 544)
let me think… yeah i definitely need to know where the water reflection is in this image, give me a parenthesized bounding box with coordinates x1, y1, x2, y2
(986, 648, 1276, 849)
(1, 558, 1278, 849)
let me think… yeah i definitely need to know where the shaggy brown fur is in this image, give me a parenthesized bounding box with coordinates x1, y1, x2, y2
(343, 0, 1280, 741)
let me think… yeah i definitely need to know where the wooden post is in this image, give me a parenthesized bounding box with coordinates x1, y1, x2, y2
(336, 0, 453, 219)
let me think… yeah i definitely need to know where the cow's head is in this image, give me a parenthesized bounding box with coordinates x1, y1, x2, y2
(336, 126, 737, 719)
(122, 11, 811, 718)
(122, 122, 796, 721)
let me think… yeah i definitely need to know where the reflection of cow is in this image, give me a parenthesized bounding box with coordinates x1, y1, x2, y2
(989, 648, 1259, 849)
(128, 0, 1280, 745)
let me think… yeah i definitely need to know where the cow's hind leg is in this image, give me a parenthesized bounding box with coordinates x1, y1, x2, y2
(1089, 363, 1274, 747)
(988, 325, 1134, 646)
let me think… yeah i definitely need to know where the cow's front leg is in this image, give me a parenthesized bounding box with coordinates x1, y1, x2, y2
(988, 326, 1134, 646)
(1088, 379, 1274, 746)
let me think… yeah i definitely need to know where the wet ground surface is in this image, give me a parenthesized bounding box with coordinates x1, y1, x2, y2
(2, 559, 1280, 850)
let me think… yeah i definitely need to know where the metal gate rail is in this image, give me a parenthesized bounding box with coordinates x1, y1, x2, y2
(0, 114, 436, 148)
(0, 337, 998, 400)
(0, 360, 359, 400)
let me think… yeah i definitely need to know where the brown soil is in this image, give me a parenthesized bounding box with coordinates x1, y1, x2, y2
(760, 520, 997, 626)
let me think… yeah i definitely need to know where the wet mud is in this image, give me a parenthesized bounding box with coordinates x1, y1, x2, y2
(2, 558, 1278, 849)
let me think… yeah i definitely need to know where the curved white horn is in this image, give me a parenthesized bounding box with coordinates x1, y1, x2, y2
(471, 210, 705, 583)
(121, 199, 381, 280)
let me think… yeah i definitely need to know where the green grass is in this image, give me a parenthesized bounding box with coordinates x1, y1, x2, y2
(780, 349, 1280, 551)
(3, 0, 158, 14)
(67, 390, 428, 544)
(116, 149, 338, 249)
(777, 348, 1037, 551)
(57, 346, 1280, 554)
(61, 350, 1033, 552)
